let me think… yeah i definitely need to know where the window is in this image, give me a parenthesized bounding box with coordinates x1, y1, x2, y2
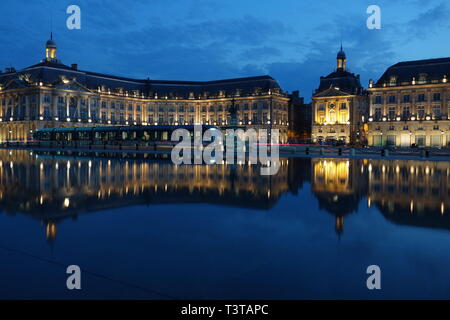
(417, 94, 426, 102)
(374, 107, 382, 120)
(329, 110, 336, 123)
(374, 96, 382, 104)
(388, 107, 396, 120)
(403, 95, 410, 103)
(418, 74, 427, 84)
(402, 106, 410, 119)
(433, 93, 441, 101)
(433, 105, 441, 118)
(318, 104, 325, 111)
(389, 76, 397, 86)
(388, 95, 396, 104)
(417, 106, 425, 119)
(340, 103, 347, 110)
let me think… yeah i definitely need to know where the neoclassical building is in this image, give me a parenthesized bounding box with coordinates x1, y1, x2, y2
(368, 58, 450, 147)
(311, 47, 368, 145)
(0, 35, 292, 142)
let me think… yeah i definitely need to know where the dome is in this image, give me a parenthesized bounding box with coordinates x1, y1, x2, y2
(337, 45, 346, 59)
(46, 33, 56, 48)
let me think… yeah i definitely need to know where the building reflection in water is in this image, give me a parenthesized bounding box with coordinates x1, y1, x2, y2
(0, 150, 307, 241)
(0, 150, 448, 241)
(367, 159, 449, 229)
(311, 158, 367, 235)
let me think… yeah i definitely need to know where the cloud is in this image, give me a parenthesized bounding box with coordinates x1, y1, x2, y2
(406, 2, 450, 39)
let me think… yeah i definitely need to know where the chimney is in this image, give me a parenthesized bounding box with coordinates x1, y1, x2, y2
(71, 64, 78, 70)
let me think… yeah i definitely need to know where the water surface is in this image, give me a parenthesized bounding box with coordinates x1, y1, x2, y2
(0, 149, 449, 299)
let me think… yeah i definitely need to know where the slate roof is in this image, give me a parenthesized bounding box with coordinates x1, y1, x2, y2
(375, 57, 450, 86)
(0, 60, 281, 97)
(315, 69, 363, 96)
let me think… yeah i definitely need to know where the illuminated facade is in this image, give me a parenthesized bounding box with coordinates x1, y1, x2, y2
(311, 158, 367, 234)
(0, 36, 292, 143)
(0, 150, 298, 239)
(367, 159, 449, 225)
(368, 58, 450, 147)
(312, 46, 368, 145)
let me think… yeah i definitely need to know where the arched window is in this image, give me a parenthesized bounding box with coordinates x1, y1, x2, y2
(329, 110, 336, 123)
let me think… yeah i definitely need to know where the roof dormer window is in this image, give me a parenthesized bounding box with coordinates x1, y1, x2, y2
(418, 73, 427, 84)
(389, 76, 397, 86)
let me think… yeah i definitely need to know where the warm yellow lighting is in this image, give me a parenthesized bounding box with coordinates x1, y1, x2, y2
(63, 197, 70, 208)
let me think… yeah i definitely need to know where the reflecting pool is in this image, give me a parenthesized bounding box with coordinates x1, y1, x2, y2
(0, 149, 449, 299)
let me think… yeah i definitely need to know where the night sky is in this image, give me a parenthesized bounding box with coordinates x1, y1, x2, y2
(0, 0, 449, 101)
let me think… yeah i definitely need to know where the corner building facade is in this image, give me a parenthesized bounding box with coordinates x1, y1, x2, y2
(368, 58, 450, 147)
(0, 36, 291, 142)
(311, 47, 368, 145)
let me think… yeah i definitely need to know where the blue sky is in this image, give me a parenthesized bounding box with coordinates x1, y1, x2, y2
(0, 0, 449, 102)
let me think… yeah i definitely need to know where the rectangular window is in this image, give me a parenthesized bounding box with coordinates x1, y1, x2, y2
(433, 105, 441, 118)
(374, 96, 382, 104)
(417, 94, 426, 102)
(403, 95, 410, 103)
(402, 106, 410, 119)
(433, 93, 441, 101)
(374, 107, 382, 120)
(388, 107, 396, 120)
(388, 95, 396, 104)
(417, 106, 425, 119)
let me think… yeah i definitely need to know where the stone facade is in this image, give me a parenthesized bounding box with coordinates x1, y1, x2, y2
(311, 47, 368, 145)
(368, 58, 450, 147)
(0, 36, 292, 143)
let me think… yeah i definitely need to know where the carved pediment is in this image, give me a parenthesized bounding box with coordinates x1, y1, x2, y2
(53, 79, 92, 93)
(3, 79, 31, 90)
